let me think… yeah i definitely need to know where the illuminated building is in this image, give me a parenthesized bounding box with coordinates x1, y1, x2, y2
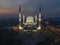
(26, 16, 34, 23)
(19, 5, 42, 32)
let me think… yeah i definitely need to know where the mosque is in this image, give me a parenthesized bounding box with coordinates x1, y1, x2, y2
(19, 5, 42, 32)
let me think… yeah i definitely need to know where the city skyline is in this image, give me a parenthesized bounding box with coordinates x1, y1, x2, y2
(0, 0, 60, 18)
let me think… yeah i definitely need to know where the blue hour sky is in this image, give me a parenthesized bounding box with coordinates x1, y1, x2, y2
(0, 0, 60, 18)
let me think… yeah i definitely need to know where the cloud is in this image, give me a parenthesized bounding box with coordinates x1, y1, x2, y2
(0, 9, 17, 14)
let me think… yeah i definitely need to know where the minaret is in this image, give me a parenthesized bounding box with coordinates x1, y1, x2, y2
(23, 11, 25, 24)
(35, 15, 37, 24)
(39, 6, 42, 23)
(19, 5, 22, 26)
(19, 5, 21, 13)
(38, 6, 42, 29)
(35, 11, 38, 26)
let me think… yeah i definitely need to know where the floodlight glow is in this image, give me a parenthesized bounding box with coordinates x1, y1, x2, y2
(19, 26, 23, 30)
(37, 26, 41, 30)
(39, 18, 41, 21)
